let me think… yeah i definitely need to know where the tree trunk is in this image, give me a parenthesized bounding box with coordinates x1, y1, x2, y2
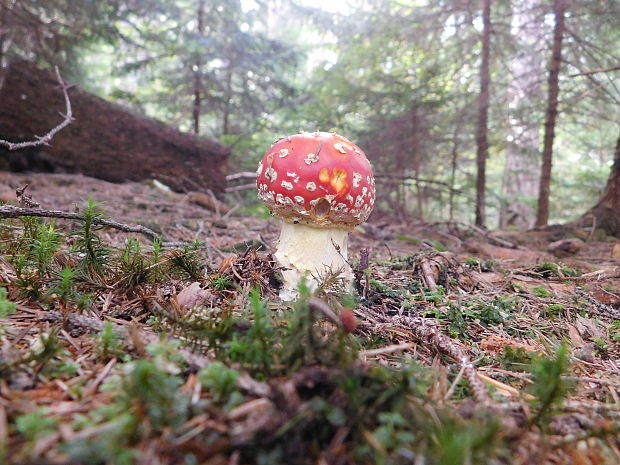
(535, 0, 566, 227)
(499, 0, 544, 230)
(584, 128, 620, 236)
(475, 0, 491, 227)
(222, 64, 233, 136)
(192, 0, 205, 135)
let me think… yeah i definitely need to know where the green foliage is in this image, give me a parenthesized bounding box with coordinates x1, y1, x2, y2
(226, 289, 277, 374)
(168, 242, 205, 281)
(198, 362, 243, 410)
(534, 262, 582, 279)
(47, 266, 91, 309)
(15, 409, 57, 441)
(118, 237, 150, 289)
(0, 288, 16, 318)
(499, 346, 537, 371)
(531, 286, 550, 298)
(114, 359, 190, 431)
(528, 344, 573, 426)
(73, 198, 110, 274)
(611, 321, 620, 342)
(94, 322, 124, 361)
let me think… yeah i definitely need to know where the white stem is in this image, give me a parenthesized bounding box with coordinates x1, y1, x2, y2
(274, 222, 353, 300)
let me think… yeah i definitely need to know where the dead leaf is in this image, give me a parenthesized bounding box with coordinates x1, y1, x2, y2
(567, 324, 586, 348)
(175, 282, 215, 313)
(575, 316, 604, 340)
(612, 242, 620, 261)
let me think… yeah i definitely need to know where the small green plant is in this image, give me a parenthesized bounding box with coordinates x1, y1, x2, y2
(226, 289, 277, 374)
(73, 197, 110, 273)
(114, 359, 190, 432)
(528, 344, 573, 426)
(211, 274, 234, 291)
(117, 237, 150, 289)
(46, 266, 91, 309)
(541, 303, 564, 319)
(168, 241, 204, 281)
(534, 262, 581, 278)
(94, 322, 124, 361)
(31, 222, 60, 277)
(611, 321, 620, 342)
(531, 285, 550, 298)
(591, 337, 608, 356)
(499, 346, 537, 371)
(15, 408, 57, 441)
(0, 288, 16, 317)
(198, 361, 243, 410)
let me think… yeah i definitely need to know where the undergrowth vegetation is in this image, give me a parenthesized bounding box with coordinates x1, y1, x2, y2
(0, 201, 619, 464)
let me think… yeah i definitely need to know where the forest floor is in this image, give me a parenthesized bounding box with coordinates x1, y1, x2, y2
(0, 171, 619, 465)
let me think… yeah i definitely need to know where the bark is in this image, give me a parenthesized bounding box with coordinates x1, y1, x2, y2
(475, 0, 491, 227)
(584, 129, 620, 236)
(192, 0, 205, 135)
(535, 0, 566, 227)
(222, 64, 233, 136)
(0, 60, 230, 195)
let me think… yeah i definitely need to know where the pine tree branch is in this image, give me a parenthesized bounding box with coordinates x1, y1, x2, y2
(0, 66, 74, 151)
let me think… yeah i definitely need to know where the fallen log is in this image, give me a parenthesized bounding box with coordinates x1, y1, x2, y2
(0, 59, 230, 195)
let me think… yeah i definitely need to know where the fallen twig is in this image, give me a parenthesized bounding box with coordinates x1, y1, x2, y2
(0, 67, 74, 151)
(575, 287, 620, 320)
(361, 307, 491, 406)
(0, 205, 159, 240)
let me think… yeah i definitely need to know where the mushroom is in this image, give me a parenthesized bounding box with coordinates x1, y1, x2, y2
(256, 131, 375, 300)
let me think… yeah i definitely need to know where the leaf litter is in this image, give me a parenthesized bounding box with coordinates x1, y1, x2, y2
(0, 172, 619, 464)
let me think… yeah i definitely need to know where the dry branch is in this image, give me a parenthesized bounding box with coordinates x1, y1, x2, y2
(569, 65, 620, 77)
(0, 66, 73, 151)
(0, 205, 159, 240)
(362, 307, 490, 405)
(39, 309, 210, 369)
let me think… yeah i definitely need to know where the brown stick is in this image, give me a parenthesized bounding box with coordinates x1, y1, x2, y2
(0, 205, 159, 240)
(362, 307, 490, 406)
(569, 65, 620, 77)
(0, 66, 74, 151)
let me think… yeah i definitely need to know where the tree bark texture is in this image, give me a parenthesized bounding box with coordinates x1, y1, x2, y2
(585, 129, 620, 236)
(192, 0, 205, 135)
(535, 0, 566, 227)
(475, 0, 491, 227)
(0, 60, 230, 195)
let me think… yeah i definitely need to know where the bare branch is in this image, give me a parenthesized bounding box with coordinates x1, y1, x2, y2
(569, 64, 620, 77)
(0, 66, 74, 151)
(226, 171, 256, 181)
(0, 205, 159, 240)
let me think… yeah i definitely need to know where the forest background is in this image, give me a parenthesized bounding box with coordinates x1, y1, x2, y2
(2, 0, 619, 231)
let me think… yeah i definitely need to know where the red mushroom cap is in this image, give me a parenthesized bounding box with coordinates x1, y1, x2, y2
(256, 131, 375, 228)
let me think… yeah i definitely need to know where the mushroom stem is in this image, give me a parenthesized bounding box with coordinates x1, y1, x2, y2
(275, 222, 353, 300)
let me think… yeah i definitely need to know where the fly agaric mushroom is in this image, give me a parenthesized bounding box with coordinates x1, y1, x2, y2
(256, 131, 375, 299)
